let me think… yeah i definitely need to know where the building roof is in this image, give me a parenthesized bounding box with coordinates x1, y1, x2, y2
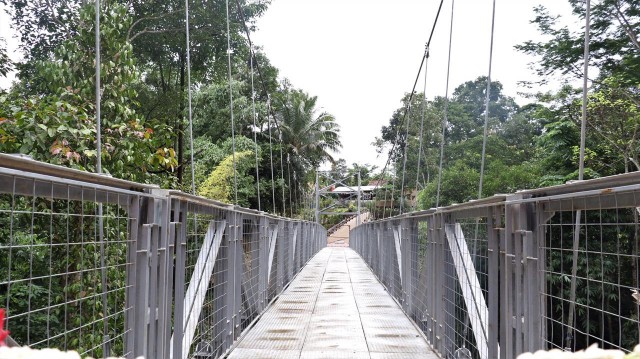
(331, 185, 379, 193)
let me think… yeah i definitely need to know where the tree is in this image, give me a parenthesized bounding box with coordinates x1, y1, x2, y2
(199, 150, 256, 207)
(516, 1, 640, 86)
(0, 37, 12, 78)
(276, 88, 341, 169)
(0, 0, 83, 85)
(0, 3, 176, 183)
(516, 1, 640, 178)
(376, 77, 538, 213)
(191, 80, 263, 144)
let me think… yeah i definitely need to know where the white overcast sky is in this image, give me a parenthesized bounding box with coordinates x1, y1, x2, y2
(1, 0, 581, 170)
(252, 0, 580, 170)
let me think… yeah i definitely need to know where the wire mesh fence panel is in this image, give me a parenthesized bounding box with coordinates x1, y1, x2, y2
(239, 216, 261, 333)
(0, 157, 326, 359)
(441, 217, 490, 359)
(411, 219, 432, 341)
(178, 203, 229, 359)
(538, 190, 640, 353)
(443, 218, 488, 358)
(0, 170, 144, 358)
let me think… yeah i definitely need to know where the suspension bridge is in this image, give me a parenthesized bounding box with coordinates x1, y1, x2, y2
(2, 0, 636, 357)
(3, 146, 640, 359)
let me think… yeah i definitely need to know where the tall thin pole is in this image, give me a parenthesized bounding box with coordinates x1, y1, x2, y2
(436, 0, 455, 208)
(415, 48, 429, 194)
(399, 98, 412, 214)
(315, 171, 320, 223)
(95, 0, 102, 174)
(94, 1, 109, 356)
(184, 0, 196, 194)
(279, 134, 286, 216)
(268, 97, 276, 213)
(357, 171, 361, 225)
(225, 0, 238, 204)
(578, 3, 590, 180)
(250, 52, 261, 211)
(185, 0, 196, 194)
(567, 0, 591, 350)
(478, 0, 496, 201)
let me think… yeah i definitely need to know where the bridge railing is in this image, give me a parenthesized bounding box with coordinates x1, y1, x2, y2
(0, 154, 326, 359)
(350, 172, 640, 359)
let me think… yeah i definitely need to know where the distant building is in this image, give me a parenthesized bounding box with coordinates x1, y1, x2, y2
(330, 185, 379, 200)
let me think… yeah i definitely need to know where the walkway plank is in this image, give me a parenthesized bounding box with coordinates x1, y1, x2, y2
(228, 247, 439, 359)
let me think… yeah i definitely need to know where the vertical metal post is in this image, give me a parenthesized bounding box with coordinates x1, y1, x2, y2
(94, 0, 102, 173)
(134, 223, 151, 358)
(442, 215, 456, 356)
(147, 222, 160, 359)
(487, 206, 500, 358)
(377, 222, 384, 286)
(315, 171, 320, 224)
(286, 221, 294, 283)
(514, 209, 524, 355)
(501, 199, 515, 359)
(536, 203, 549, 351)
(172, 201, 186, 359)
(277, 220, 285, 292)
(409, 218, 418, 320)
(258, 216, 269, 311)
(156, 195, 172, 359)
(224, 211, 242, 352)
(357, 171, 362, 225)
(245, 216, 261, 319)
(434, 213, 446, 354)
(427, 215, 438, 345)
(125, 196, 140, 359)
(400, 218, 412, 312)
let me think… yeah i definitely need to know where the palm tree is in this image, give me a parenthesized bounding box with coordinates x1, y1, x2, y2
(277, 89, 341, 169)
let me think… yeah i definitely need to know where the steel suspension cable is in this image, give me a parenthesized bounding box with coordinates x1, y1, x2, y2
(95, 1, 102, 176)
(225, 0, 238, 204)
(399, 99, 414, 214)
(465, 0, 497, 347)
(267, 96, 276, 213)
(94, 1, 109, 355)
(233, 0, 291, 215)
(567, 0, 591, 349)
(279, 131, 287, 216)
(383, 124, 405, 218)
(415, 50, 430, 198)
(185, 0, 196, 195)
(380, 54, 426, 218)
(374, 0, 445, 217)
(436, 0, 456, 208)
(389, 156, 398, 217)
(287, 153, 293, 217)
(249, 51, 261, 211)
(478, 0, 496, 201)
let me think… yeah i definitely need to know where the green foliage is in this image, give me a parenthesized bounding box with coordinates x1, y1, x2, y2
(276, 88, 341, 168)
(0, 197, 129, 356)
(516, 0, 640, 85)
(192, 81, 267, 144)
(0, 3, 177, 183)
(0, 37, 12, 78)
(417, 161, 480, 209)
(186, 135, 260, 193)
(198, 150, 256, 207)
(0, 90, 95, 168)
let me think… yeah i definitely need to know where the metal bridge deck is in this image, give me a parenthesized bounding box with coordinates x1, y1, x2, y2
(228, 247, 438, 359)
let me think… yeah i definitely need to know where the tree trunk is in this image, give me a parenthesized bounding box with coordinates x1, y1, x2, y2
(159, 62, 166, 93)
